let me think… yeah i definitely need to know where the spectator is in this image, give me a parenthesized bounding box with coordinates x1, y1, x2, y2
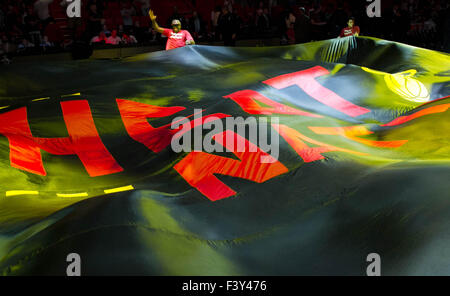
(324, 3, 335, 25)
(135, 20, 156, 42)
(5, 4, 19, 31)
(17, 38, 35, 52)
(87, 4, 103, 38)
(91, 31, 107, 44)
(330, 2, 348, 37)
(134, 19, 144, 41)
(310, 3, 328, 40)
(224, 0, 234, 13)
(9, 24, 23, 40)
(255, 8, 269, 37)
(121, 1, 136, 32)
(309, 3, 326, 25)
(102, 23, 111, 36)
(44, 18, 63, 47)
(122, 33, 138, 44)
(390, 4, 410, 42)
(118, 24, 125, 36)
(218, 6, 239, 46)
(278, 8, 288, 44)
(1, 34, 16, 54)
(135, 0, 150, 16)
(149, 10, 195, 50)
(263, 8, 271, 27)
(423, 13, 437, 32)
(24, 6, 41, 45)
(211, 6, 221, 41)
(0, 0, 446, 55)
(294, 7, 311, 44)
(106, 29, 122, 45)
(88, 0, 104, 16)
(40, 35, 53, 50)
(189, 11, 204, 39)
(148, 27, 157, 41)
(285, 11, 295, 44)
(34, 0, 53, 29)
(339, 17, 360, 37)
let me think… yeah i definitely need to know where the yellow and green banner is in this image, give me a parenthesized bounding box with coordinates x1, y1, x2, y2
(0, 36, 449, 275)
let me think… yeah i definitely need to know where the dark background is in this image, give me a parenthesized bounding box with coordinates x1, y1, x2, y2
(0, 0, 449, 62)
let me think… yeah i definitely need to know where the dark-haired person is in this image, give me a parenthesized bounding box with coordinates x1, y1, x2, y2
(294, 7, 311, 44)
(149, 9, 195, 50)
(218, 6, 239, 46)
(106, 30, 122, 45)
(189, 11, 205, 40)
(24, 6, 41, 46)
(90, 31, 107, 44)
(87, 4, 103, 38)
(44, 17, 64, 48)
(122, 32, 138, 44)
(34, 0, 53, 30)
(339, 18, 360, 37)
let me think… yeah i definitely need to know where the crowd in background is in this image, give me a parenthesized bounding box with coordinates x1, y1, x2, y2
(0, 0, 449, 61)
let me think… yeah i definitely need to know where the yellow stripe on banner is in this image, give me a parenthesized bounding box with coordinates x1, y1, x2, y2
(6, 190, 39, 197)
(104, 185, 134, 194)
(32, 97, 50, 102)
(62, 93, 81, 97)
(57, 192, 88, 198)
(0, 106, 9, 110)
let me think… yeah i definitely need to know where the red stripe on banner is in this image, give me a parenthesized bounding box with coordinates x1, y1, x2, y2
(0, 107, 45, 175)
(60, 100, 123, 177)
(173, 130, 288, 201)
(117, 99, 230, 152)
(117, 99, 186, 153)
(224, 89, 322, 117)
(273, 124, 366, 162)
(308, 126, 407, 148)
(0, 101, 123, 177)
(382, 104, 450, 127)
(263, 66, 371, 117)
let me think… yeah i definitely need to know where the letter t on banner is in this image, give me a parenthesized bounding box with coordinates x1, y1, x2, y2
(263, 66, 371, 117)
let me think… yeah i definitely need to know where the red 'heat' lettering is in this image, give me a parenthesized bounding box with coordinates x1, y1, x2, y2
(173, 130, 288, 201)
(263, 66, 370, 117)
(0, 100, 123, 176)
(224, 89, 321, 117)
(117, 99, 230, 152)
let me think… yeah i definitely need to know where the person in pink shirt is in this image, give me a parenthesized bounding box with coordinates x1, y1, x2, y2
(148, 9, 195, 50)
(106, 30, 122, 45)
(338, 18, 360, 38)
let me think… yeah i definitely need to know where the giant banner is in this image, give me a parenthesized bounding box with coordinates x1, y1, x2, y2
(0, 37, 449, 275)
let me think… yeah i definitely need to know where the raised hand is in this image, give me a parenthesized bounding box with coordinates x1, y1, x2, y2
(149, 9, 157, 22)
